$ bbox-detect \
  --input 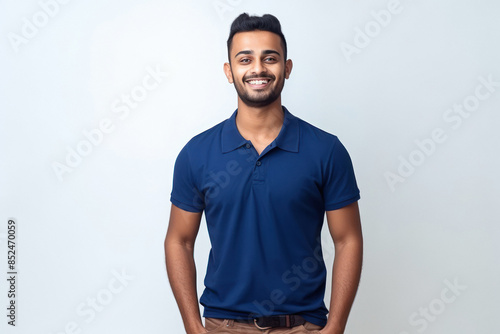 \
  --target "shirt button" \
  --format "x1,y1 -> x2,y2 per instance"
256,161 -> 262,166
245,143 -> 251,149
